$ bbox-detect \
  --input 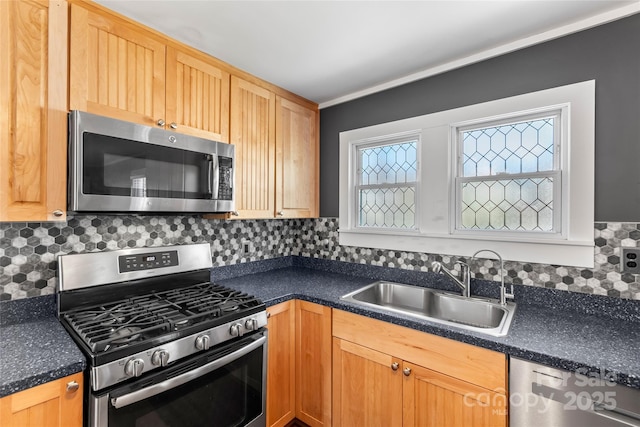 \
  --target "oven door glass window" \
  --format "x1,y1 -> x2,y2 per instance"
82,133 -> 214,200
107,340 -> 264,427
